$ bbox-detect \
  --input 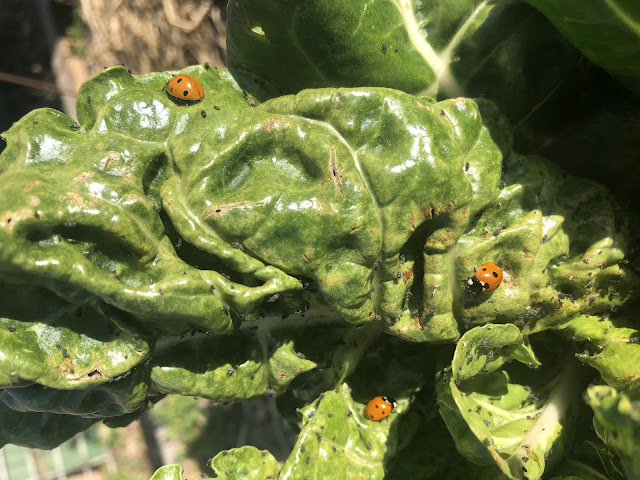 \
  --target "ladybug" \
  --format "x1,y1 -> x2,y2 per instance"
166,74 -> 204,102
365,396 -> 397,421
467,262 -> 503,294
